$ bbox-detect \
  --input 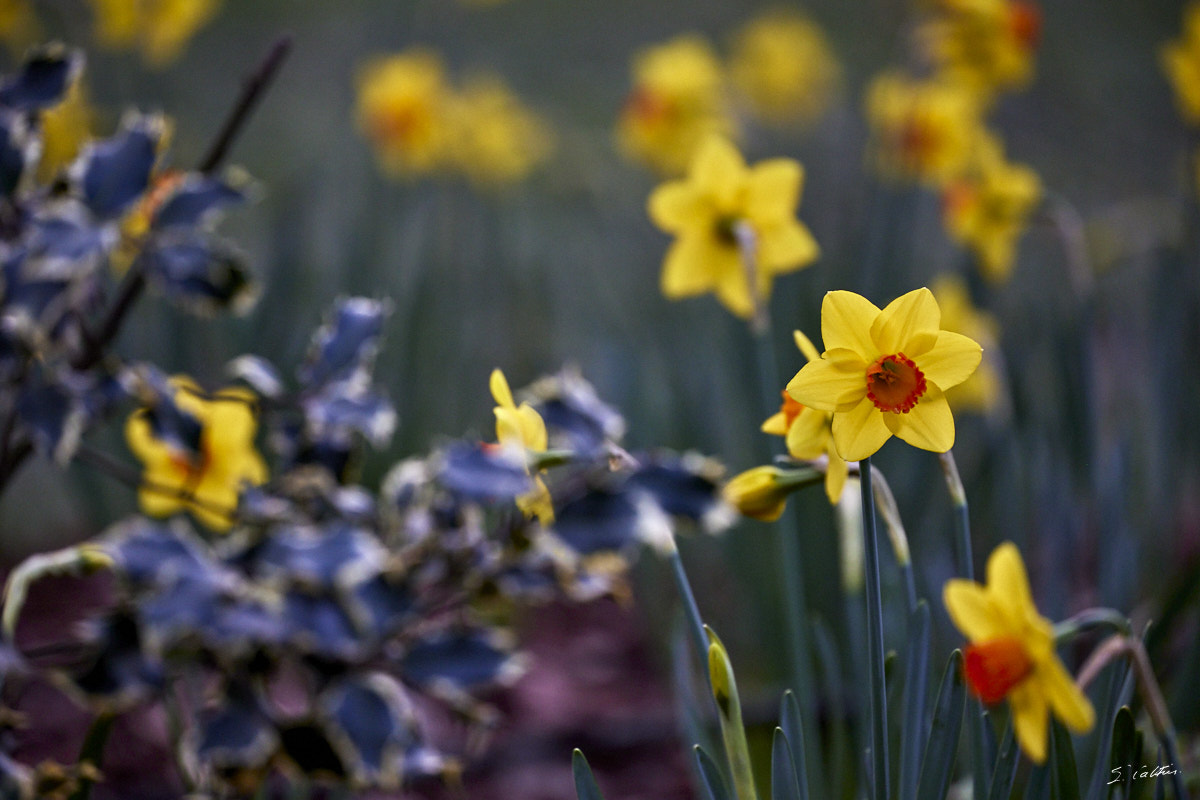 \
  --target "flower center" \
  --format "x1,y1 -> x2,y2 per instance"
1008,2 -> 1042,51
963,636 -> 1034,704
866,353 -> 927,413
779,390 -> 805,428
